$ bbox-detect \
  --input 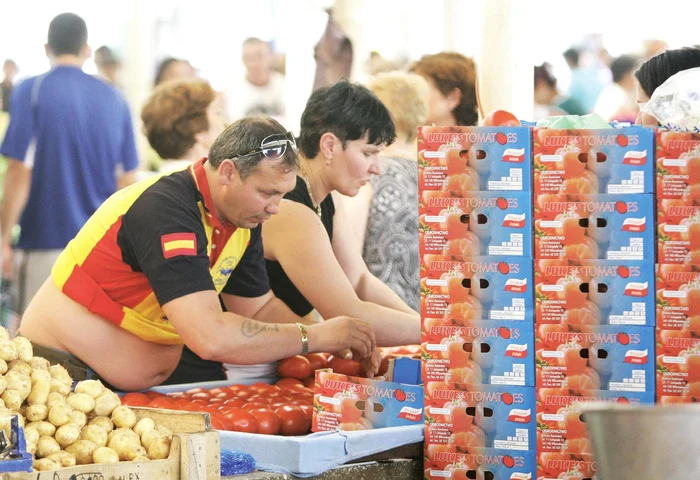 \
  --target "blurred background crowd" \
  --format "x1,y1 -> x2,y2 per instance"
1,0 -> 699,327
